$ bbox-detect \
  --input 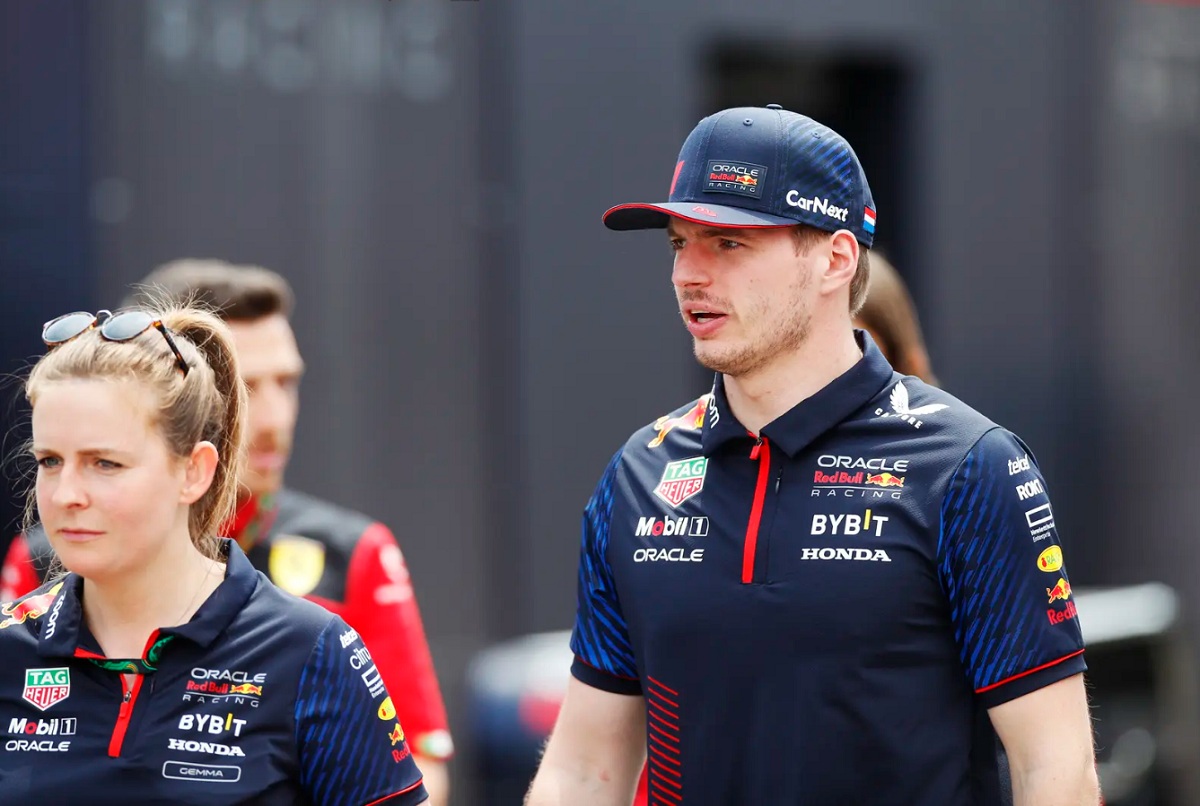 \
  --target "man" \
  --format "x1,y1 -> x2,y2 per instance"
526,105 -> 1099,805
1,261 -> 453,804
